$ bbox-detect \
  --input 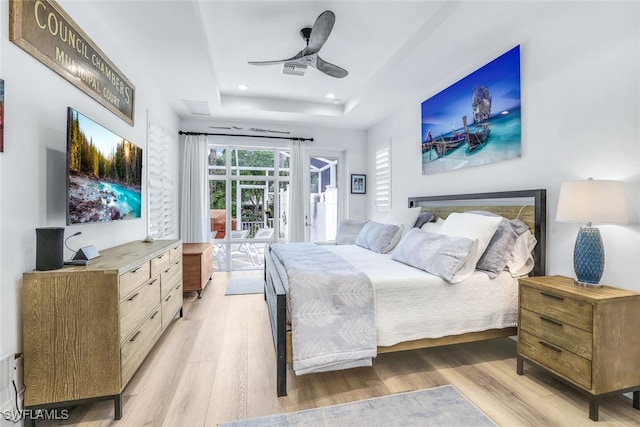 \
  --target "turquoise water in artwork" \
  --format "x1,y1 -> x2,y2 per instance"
103,182 -> 142,217
422,106 -> 521,175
